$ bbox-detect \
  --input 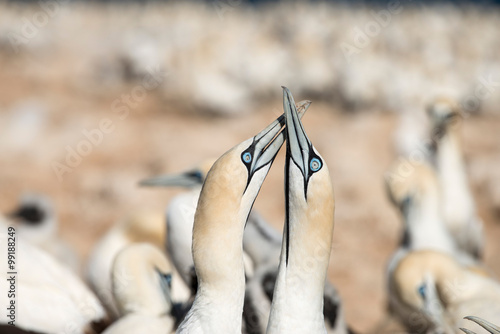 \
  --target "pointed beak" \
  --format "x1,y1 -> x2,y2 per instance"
464,316 -> 500,334
283,86 -> 312,180
247,98 -> 311,176
139,170 -> 204,188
